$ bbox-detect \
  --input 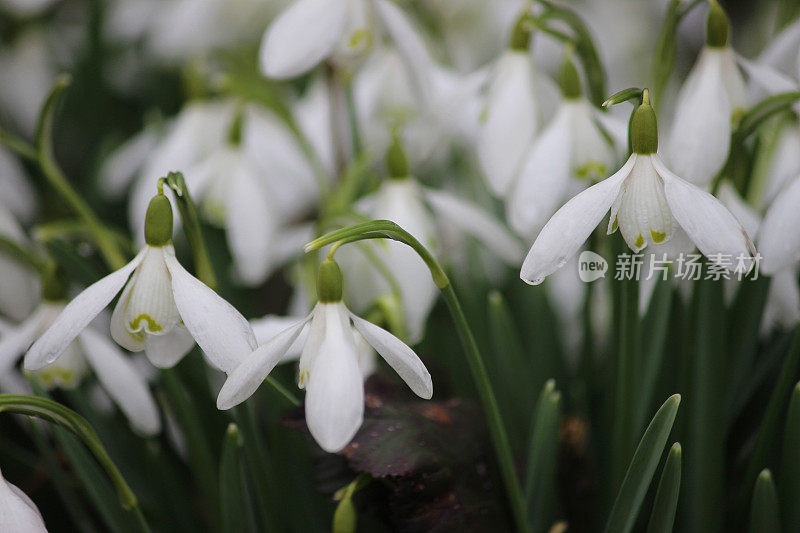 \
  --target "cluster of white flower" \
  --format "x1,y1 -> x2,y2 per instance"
2,0 -> 800,529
